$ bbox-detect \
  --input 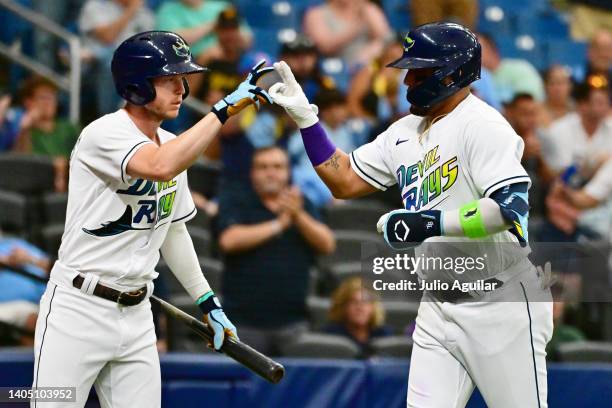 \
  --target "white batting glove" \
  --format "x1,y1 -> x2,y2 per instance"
268,61 -> 319,129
